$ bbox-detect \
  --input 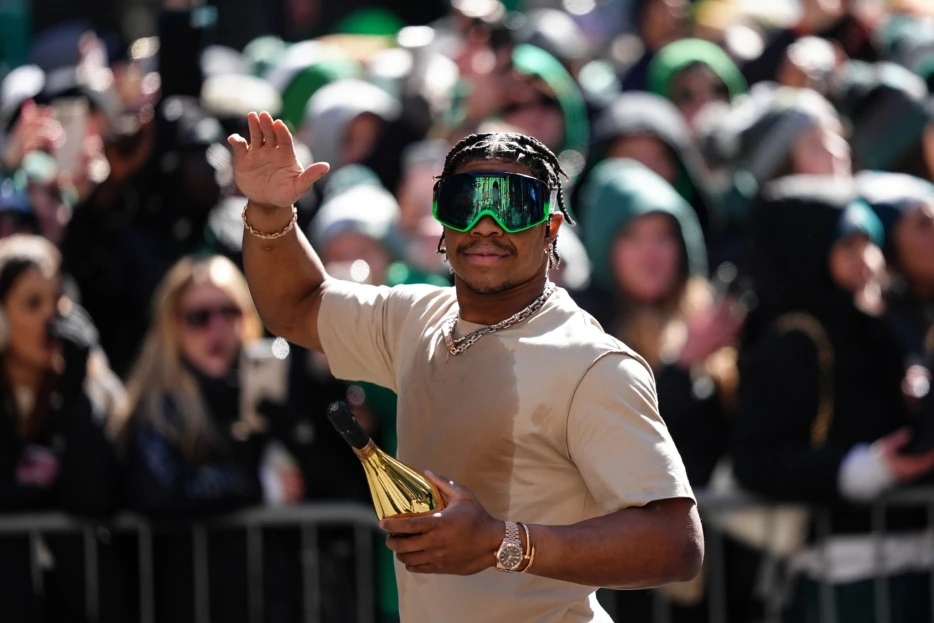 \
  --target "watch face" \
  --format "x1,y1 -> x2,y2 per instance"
497,543 -> 523,570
